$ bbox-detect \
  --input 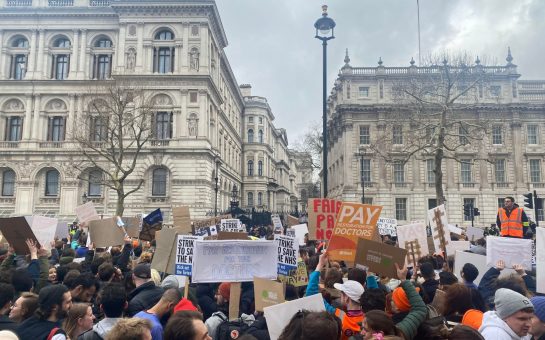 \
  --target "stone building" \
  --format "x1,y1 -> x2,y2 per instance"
326,50 -> 545,226
0,0 -> 308,220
